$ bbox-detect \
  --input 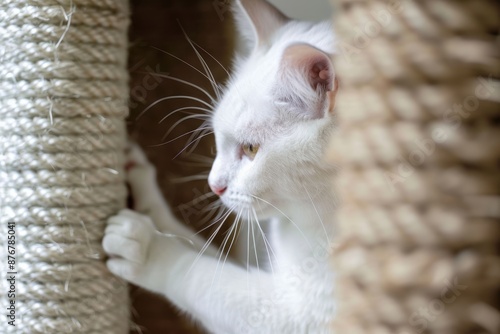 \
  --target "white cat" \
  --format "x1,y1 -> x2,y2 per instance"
103,1 -> 338,333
